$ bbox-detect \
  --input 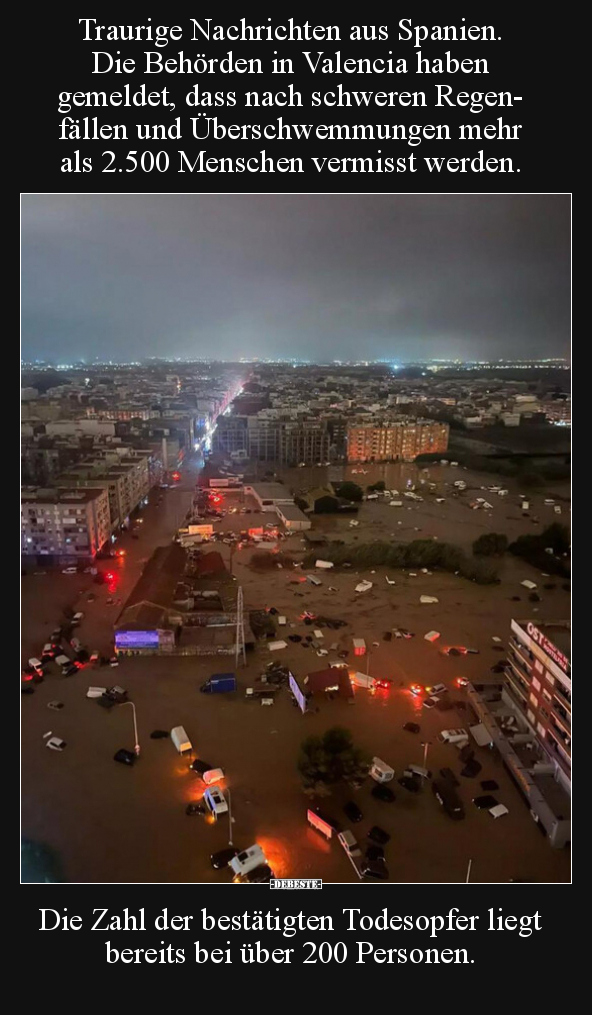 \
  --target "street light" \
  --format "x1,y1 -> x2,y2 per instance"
119,700 -> 140,756
421,740 -> 431,769
227,787 -> 233,846
465,858 -> 473,883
